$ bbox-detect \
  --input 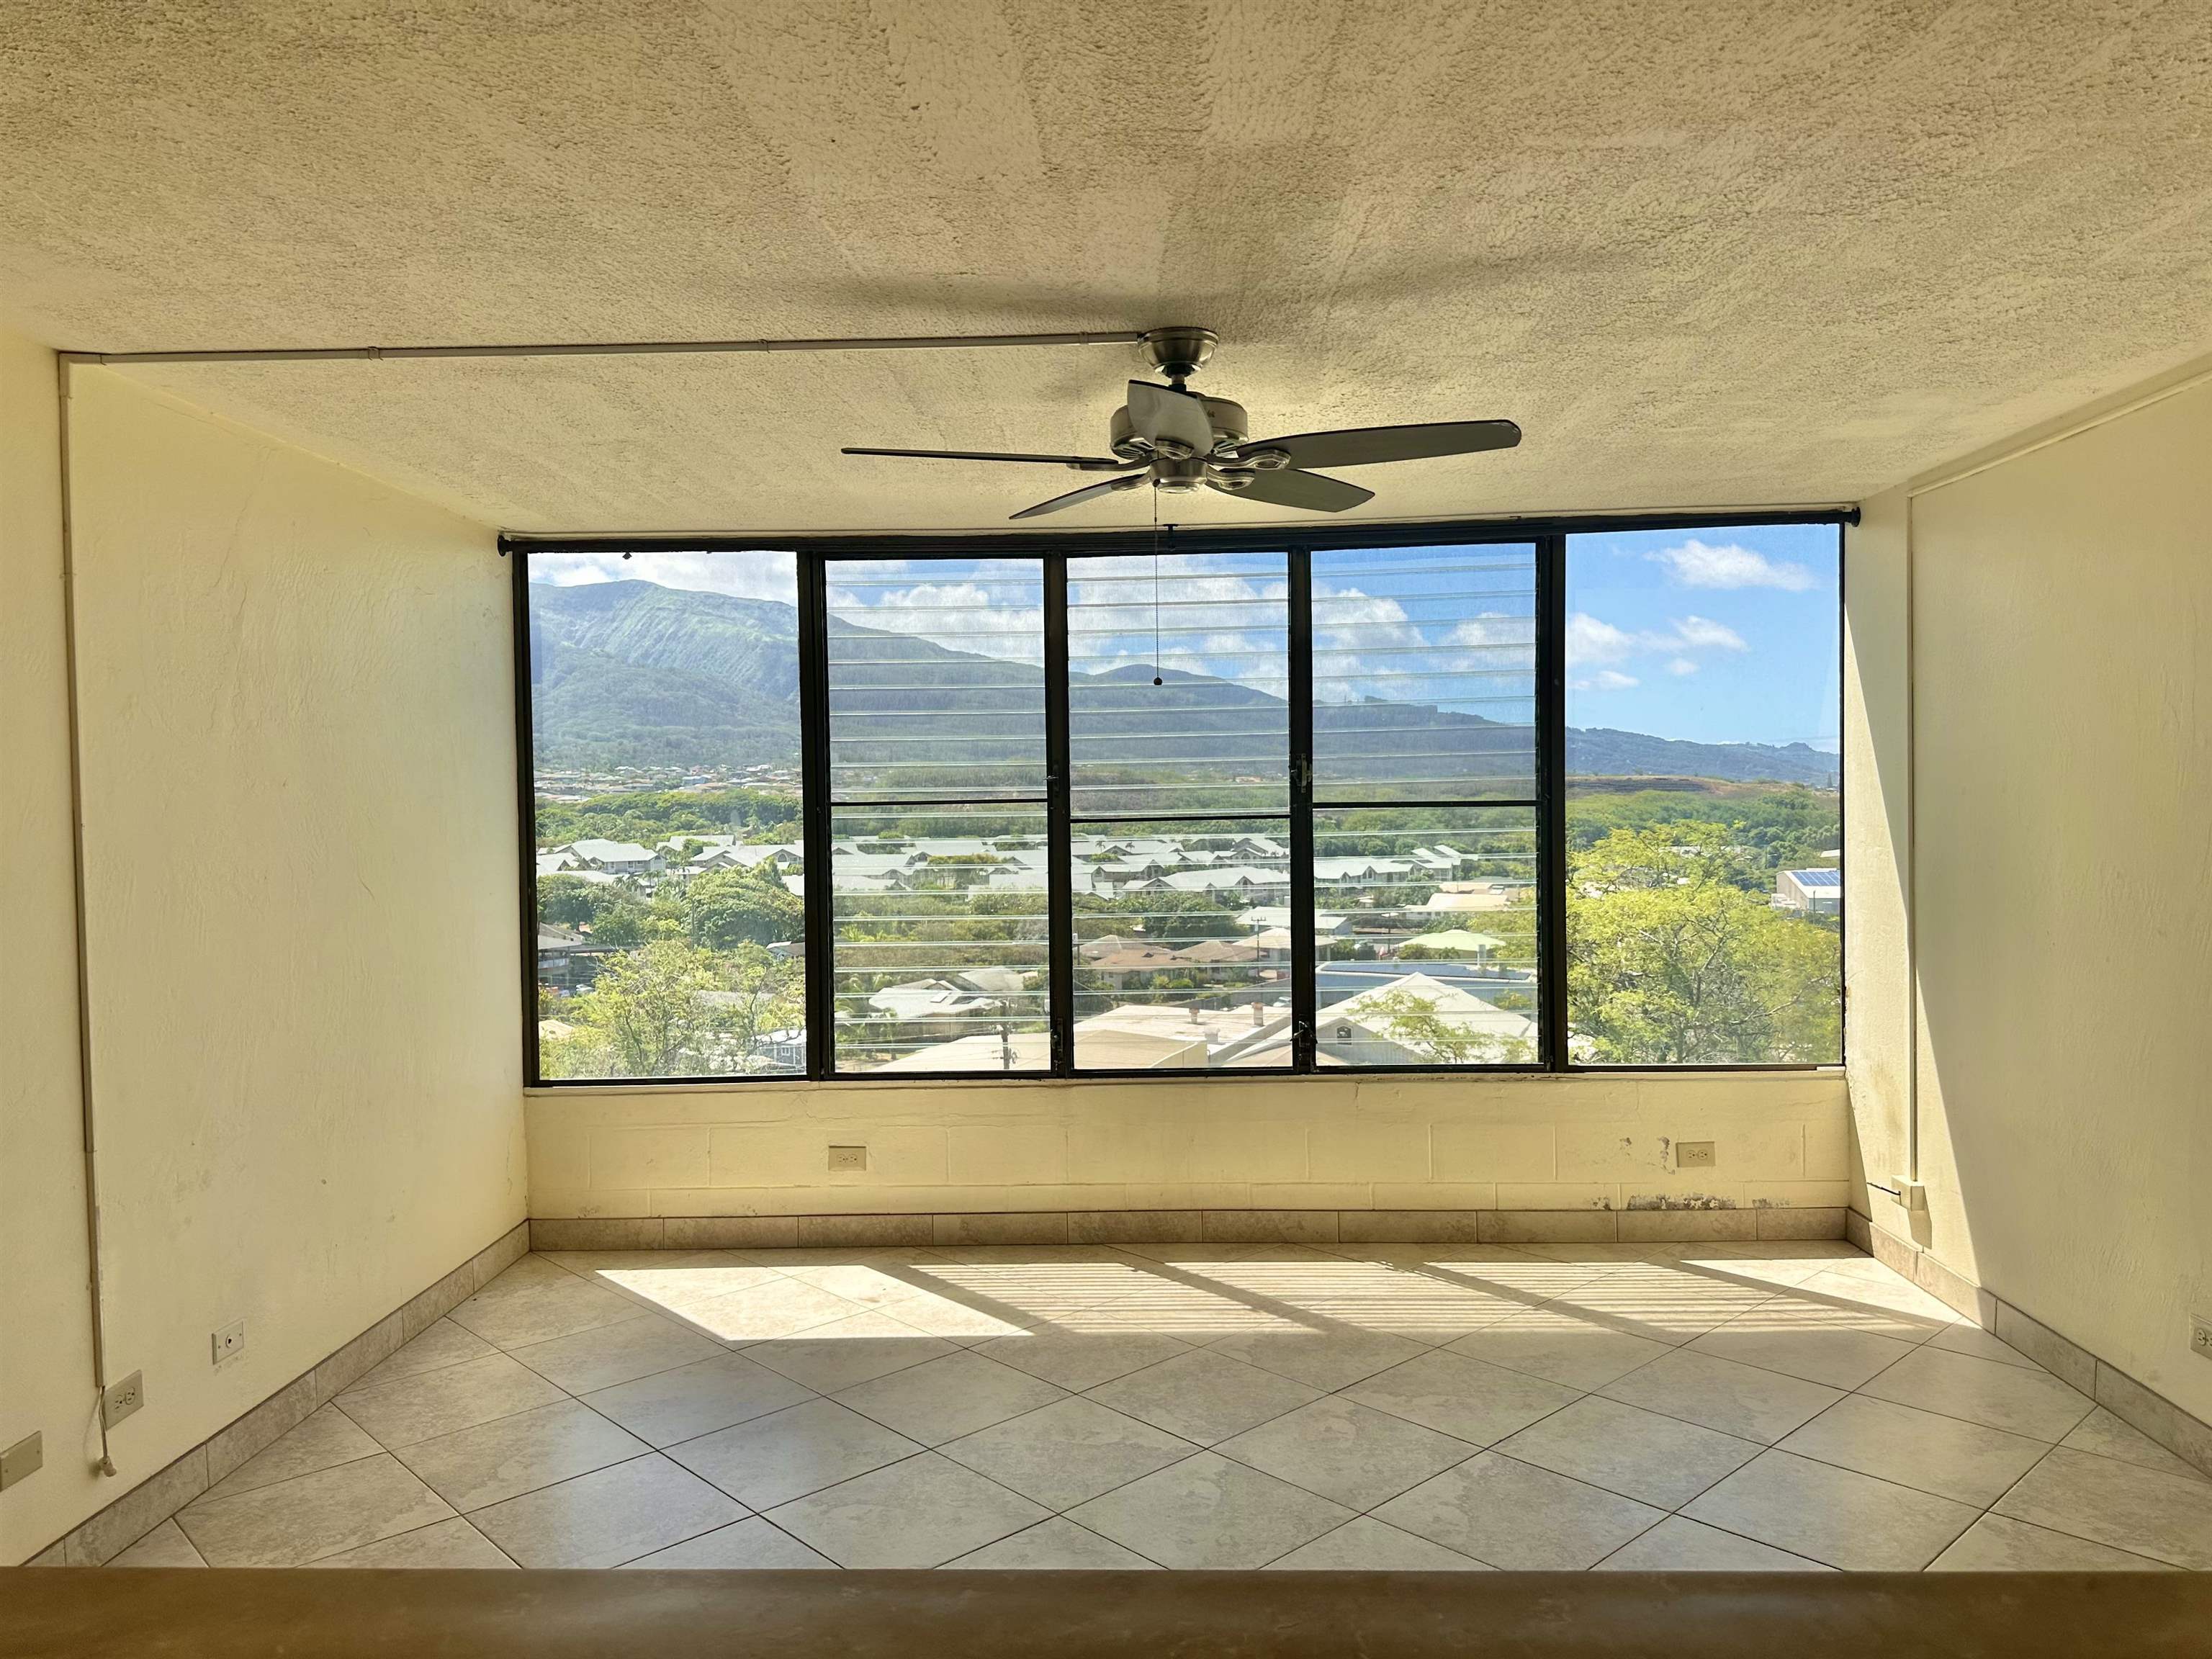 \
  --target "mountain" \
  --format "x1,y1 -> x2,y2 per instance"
528,580 -> 1839,788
